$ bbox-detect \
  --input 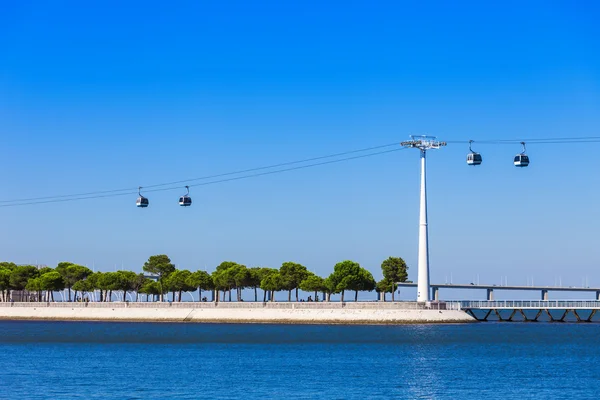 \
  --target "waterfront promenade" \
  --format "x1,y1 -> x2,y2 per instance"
0,301 -> 474,324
